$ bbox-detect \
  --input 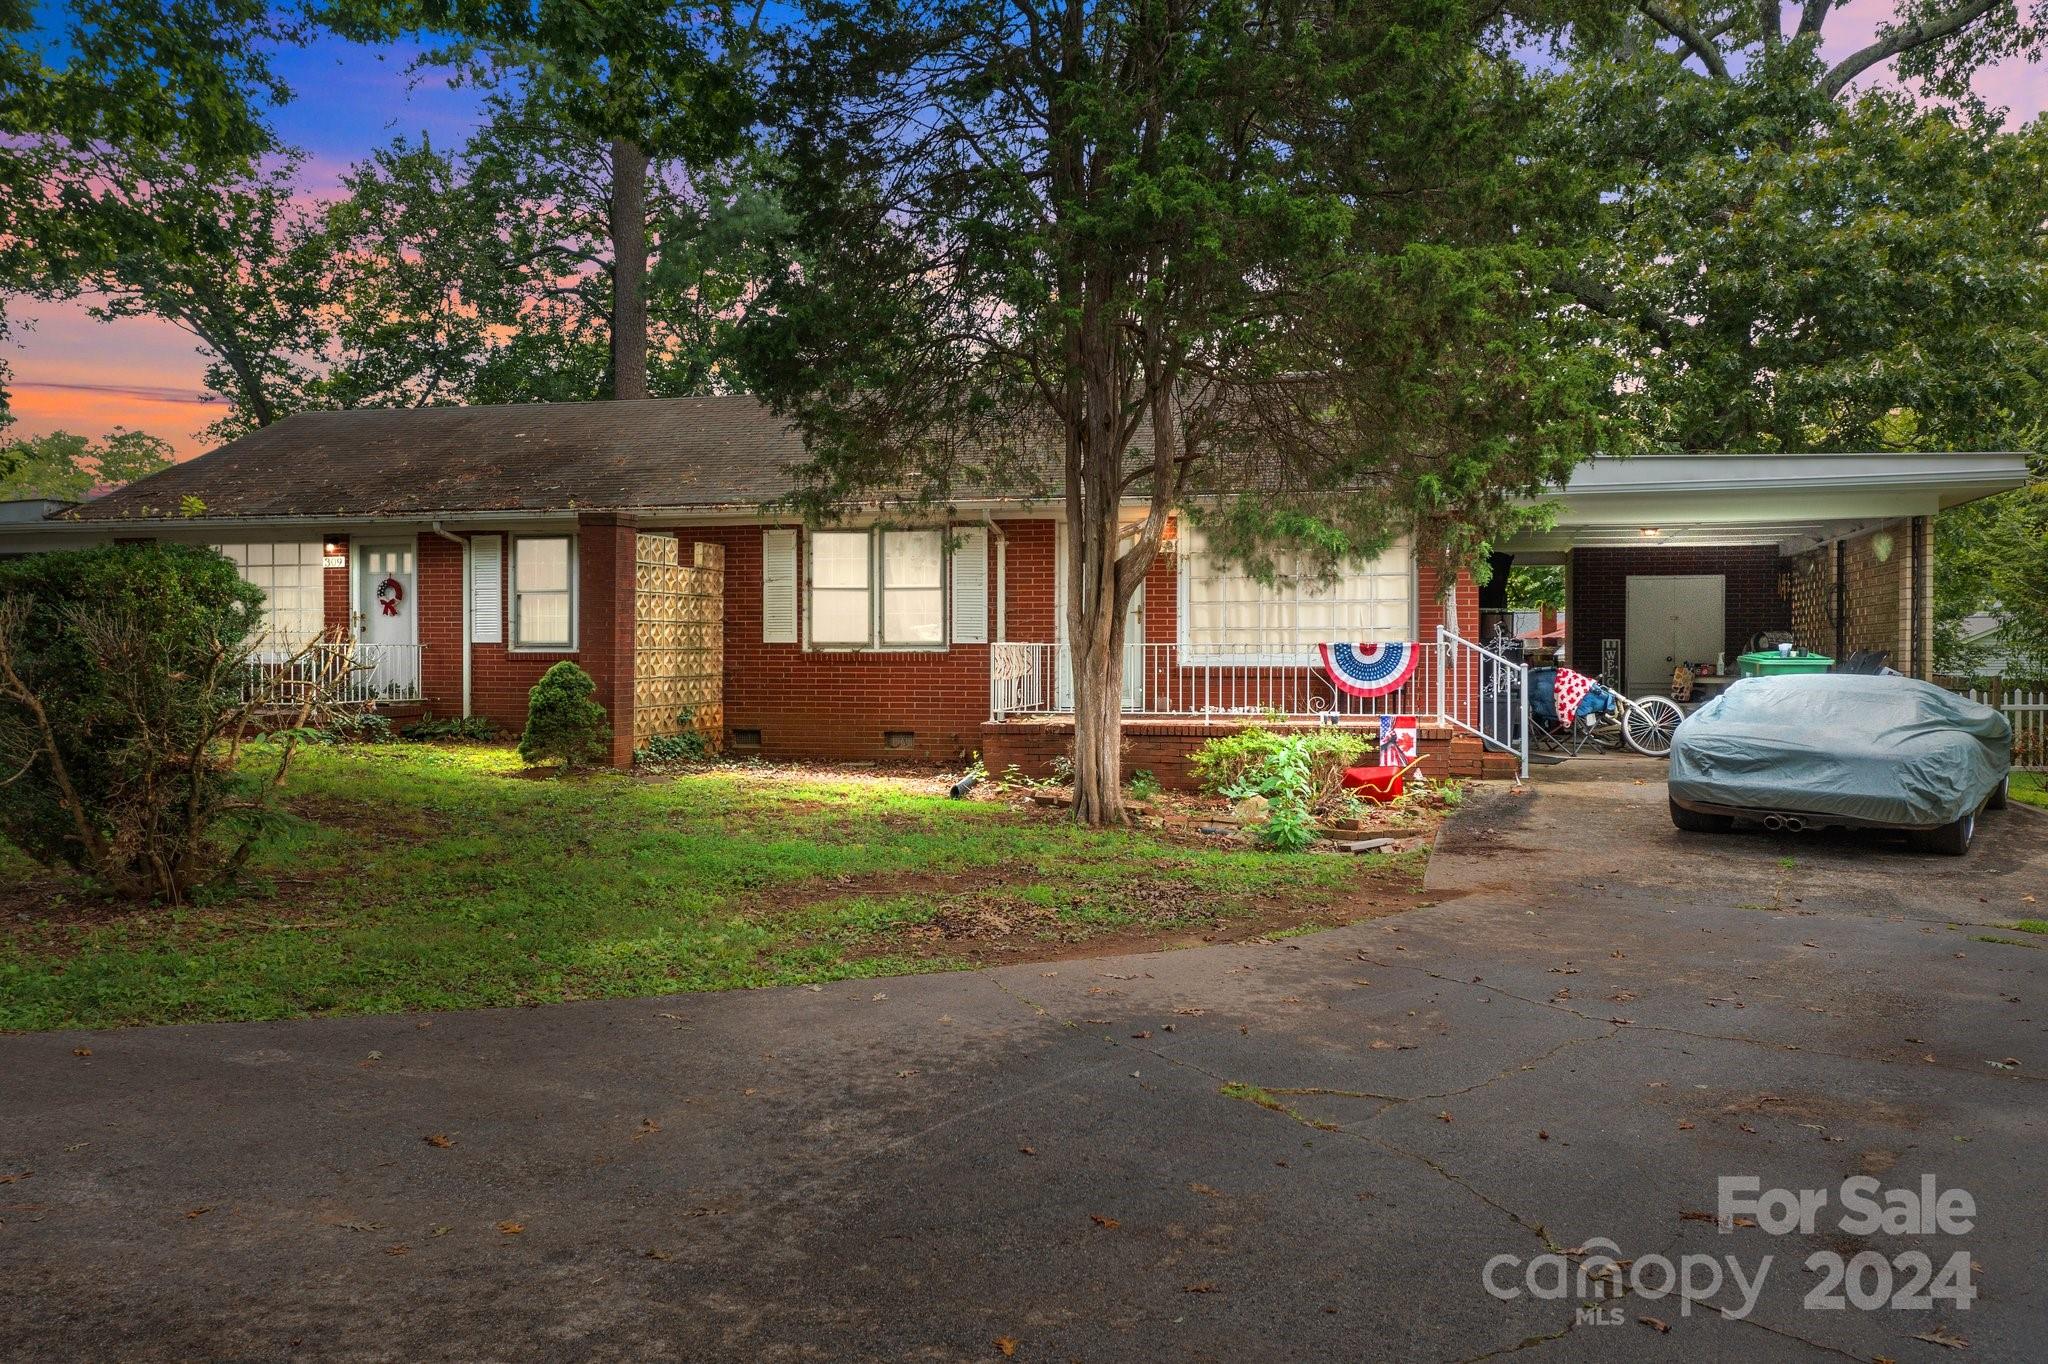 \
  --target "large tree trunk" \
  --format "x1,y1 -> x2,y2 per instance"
1067,568 -> 1130,826
609,136 -> 650,400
